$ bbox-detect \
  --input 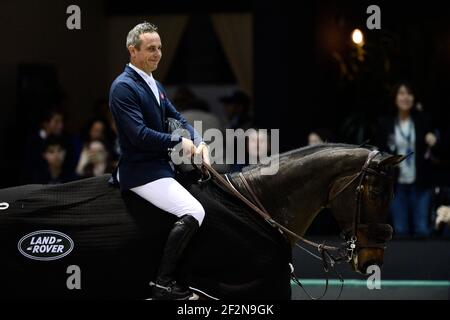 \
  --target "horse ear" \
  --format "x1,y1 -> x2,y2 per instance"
378,154 -> 407,167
